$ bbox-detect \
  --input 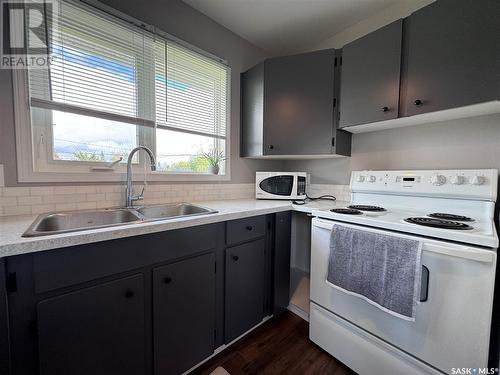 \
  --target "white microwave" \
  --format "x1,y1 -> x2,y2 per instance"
256,172 -> 307,200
